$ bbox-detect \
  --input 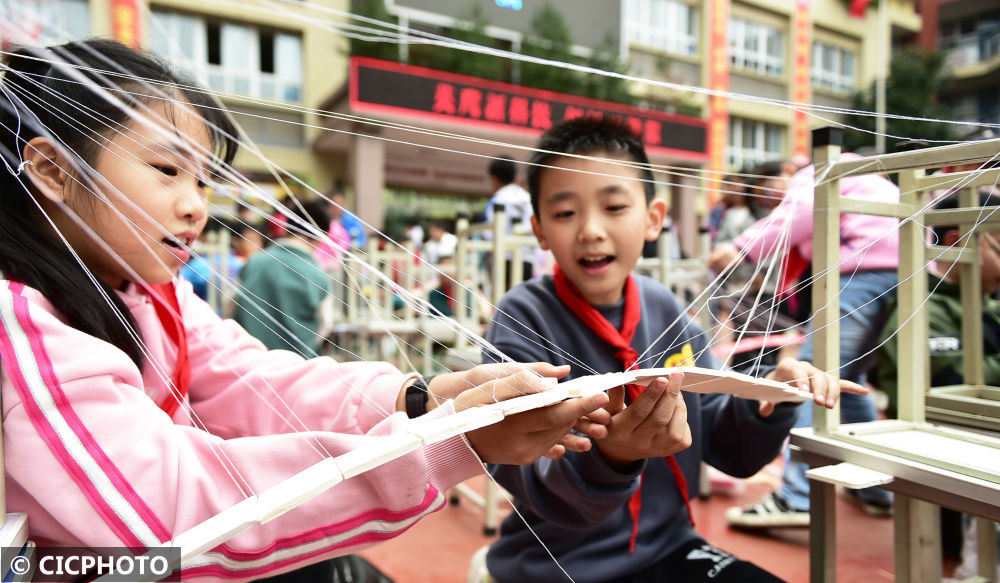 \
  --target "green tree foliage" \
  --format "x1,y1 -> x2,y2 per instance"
348,0 -> 400,62
519,3 -> 634,104
582,35 -> 635,105
518,3 -> 580,92
417,5 -> 508,82
348,1 -> 635,105
843,47 -> 955,153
